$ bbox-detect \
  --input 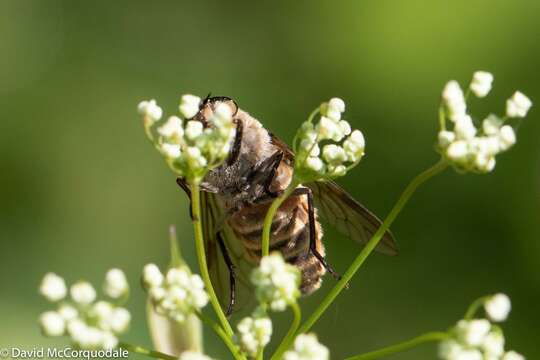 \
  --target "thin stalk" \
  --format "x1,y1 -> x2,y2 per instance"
298,159 -> 449,334
344,332 -> 449,360
191,184 -> 234,337
196,312 -> 246,360
464,296 -> 489,320
271,302 -> 302,360
261,183 -> 298,257
119,342 -> 177,360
